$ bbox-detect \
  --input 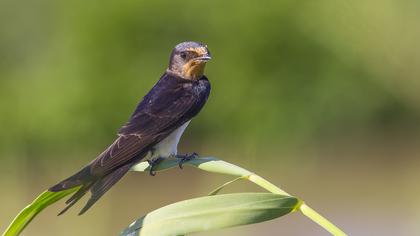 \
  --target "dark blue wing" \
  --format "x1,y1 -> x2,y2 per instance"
89,74 -> 210,176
